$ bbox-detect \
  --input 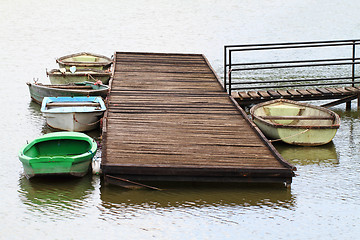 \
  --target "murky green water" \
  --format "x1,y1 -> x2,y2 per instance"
1,0 -> 360,239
